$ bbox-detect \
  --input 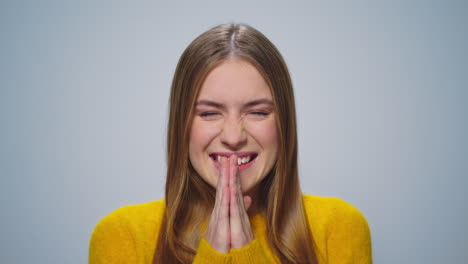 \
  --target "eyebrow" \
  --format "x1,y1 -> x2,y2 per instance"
196,98 -> 274,108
